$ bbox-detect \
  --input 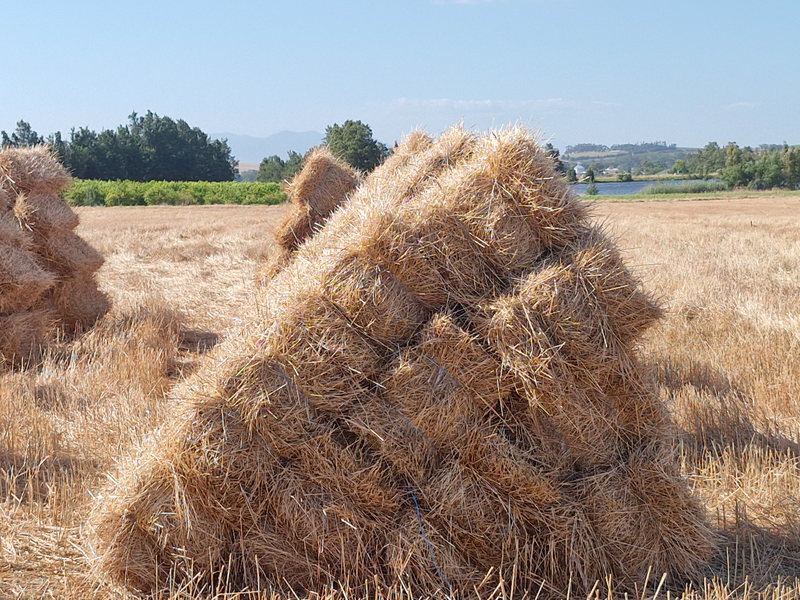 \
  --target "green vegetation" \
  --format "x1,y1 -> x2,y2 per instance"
257,151 -> 304,183
324,120 -> 388,171
544,142 -> 565,173
2,114 -> 236,182
585,182 -> 599,196
638,181 -> 731,195
63,180 -> 285,207
681,142 -> 800,189
1,120 -> 44,147
566,167 -> 577,183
